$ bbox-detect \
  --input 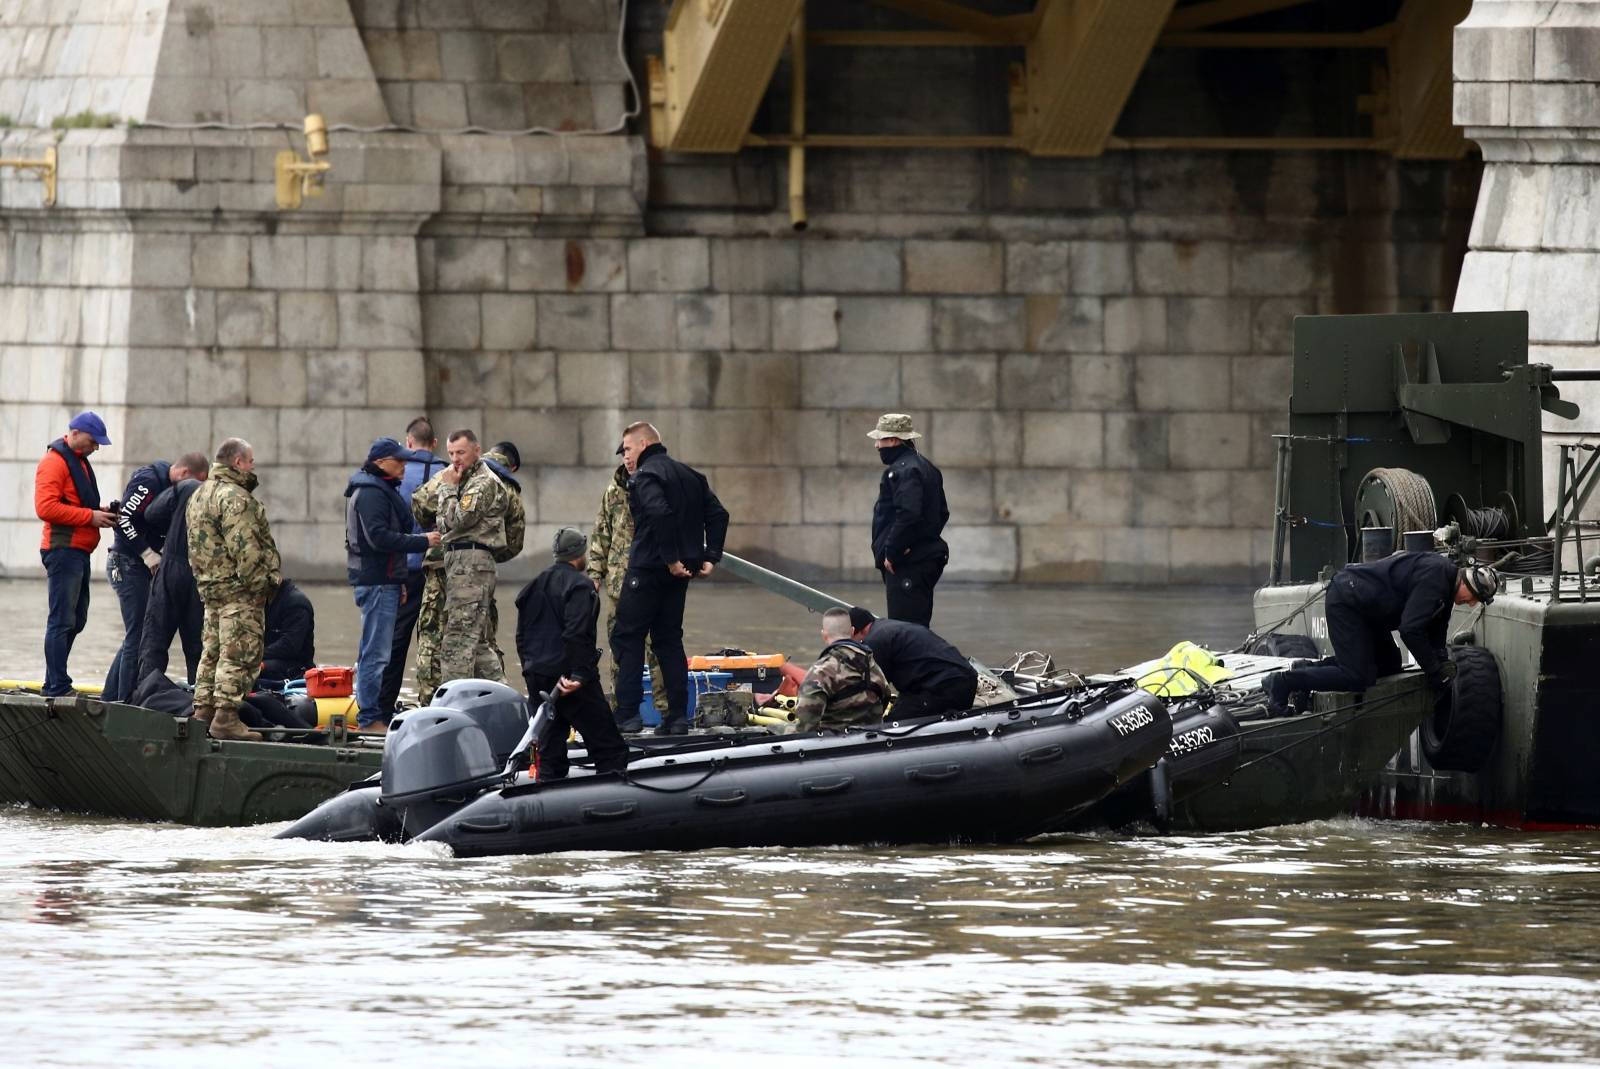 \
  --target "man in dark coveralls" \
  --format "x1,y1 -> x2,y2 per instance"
1262,553 -> 1498,717
848,607 -> 978,718
515,527 -> 628,780
868,413 -> 949,627
610,421 -> 729,737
